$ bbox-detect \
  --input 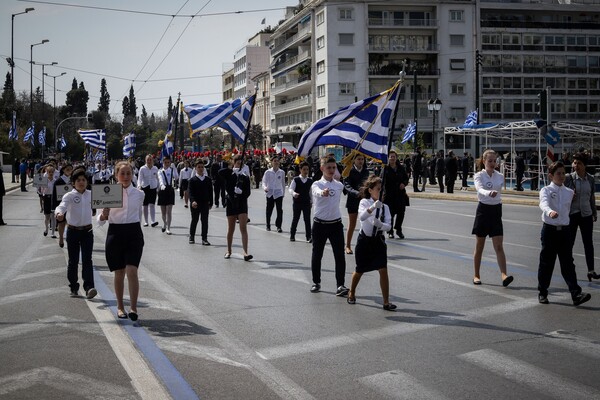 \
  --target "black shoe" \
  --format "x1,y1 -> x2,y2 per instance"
189,239 -> 195,244
70,290 -> 79,297
396,231 -> 404,239
128,311 -> 138,321
573,292 -> 591,306
290,236 -> 295,242
244,254 -> 253,261
336,285 -> 349,297
277,228 -> 283,233
151,222 -> 159,227
307,237 -> 312,243
202,240 -> 211,246
388,232 -> 394,239
266,226 -> 271,231
310,283 -> 321,293
86,288 -> 97,299
161,226 -> 166,233
502,276 -> 514,287
587,271 -> 600,282
538,294 -> 549,304
383,303 -> 397,311
0,221 -> 6,226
